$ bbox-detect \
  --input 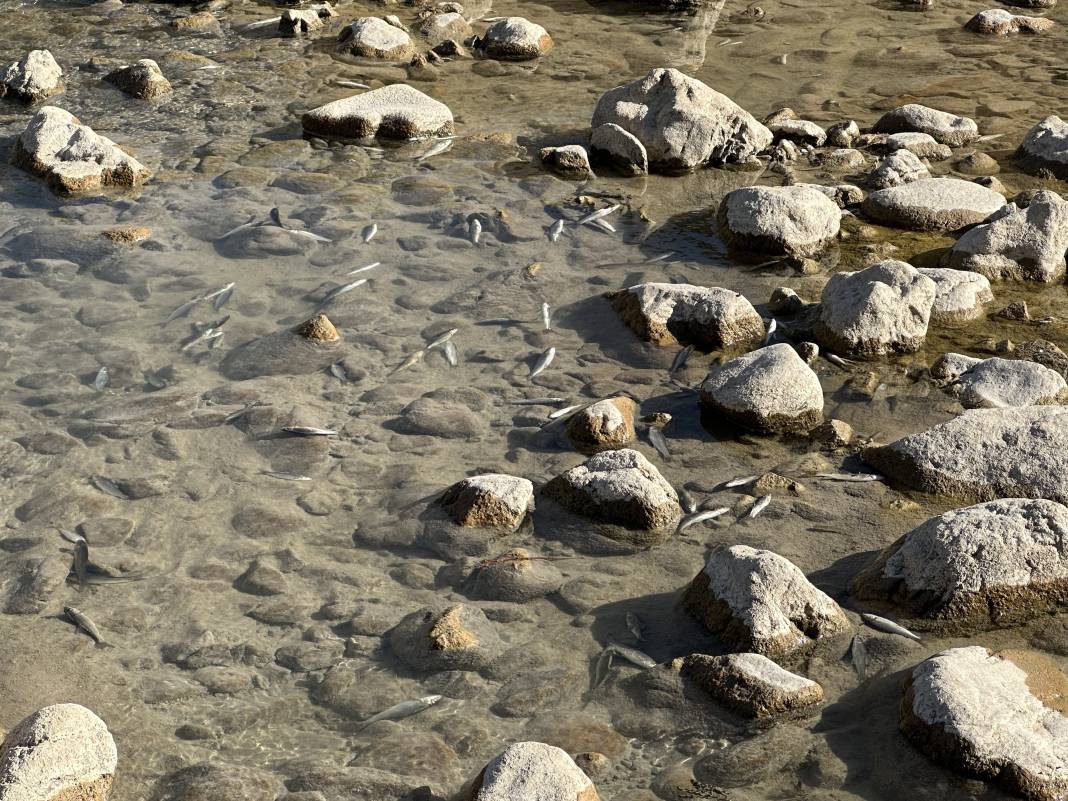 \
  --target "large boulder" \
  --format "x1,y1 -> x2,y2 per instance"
717,185 -> 841,257
902,646 -> 1068,801
0,704 -> 117,801
680,652 -> 824,718
479,17 -> 553,60
12,106 -> 149,195
854,499 -> 1068,631
543,448 -> 681,531
338,17 -> 416,60
930,353 -> 1067,408
863,406 -> 1068,504
388,604 -> 502,672
464,742 -> 600,801
813,261 -> 936,357
684,545 -> 850,661
104,59 -> 171,99
1017,116 -> 1068,180
871,103 -> 979,147
916,268 -> 993,322
943,190 -> 1068,283
439,474 -> 534,530
699,344 -> 824,434
861,178 -> 1006,231
591,68 -> 772,173
609,282 -> 764,350
0,49 -> 63,102
302,84 -> 453,140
